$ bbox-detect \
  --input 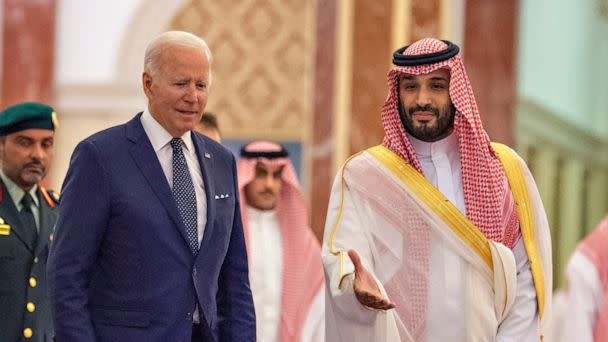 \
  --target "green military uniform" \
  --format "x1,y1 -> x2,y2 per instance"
0,102 -> 58,342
